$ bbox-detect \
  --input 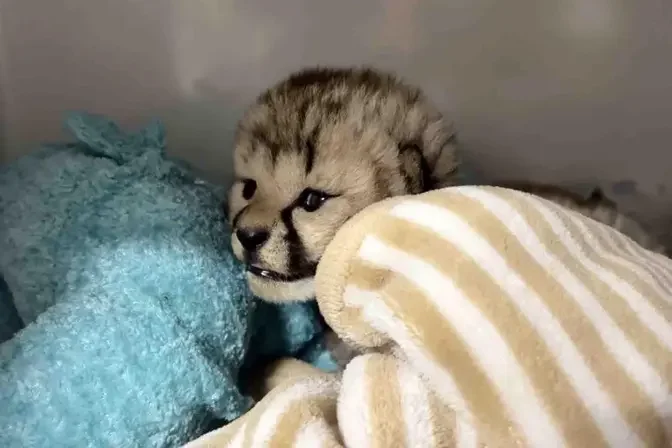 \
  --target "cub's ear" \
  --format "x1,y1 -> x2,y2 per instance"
585,186 -> 619,208
398,142 -> 433,194
587,187 -> 605,202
